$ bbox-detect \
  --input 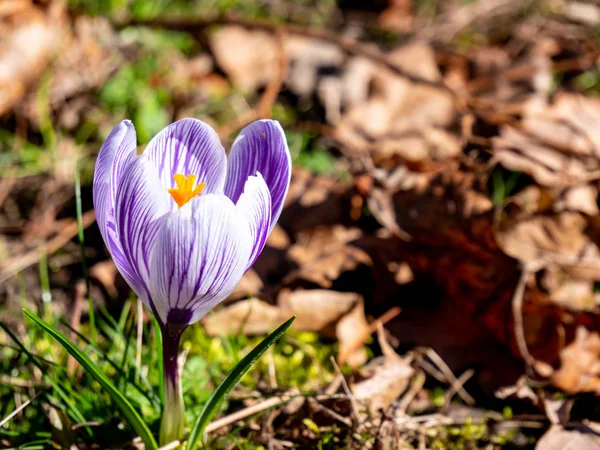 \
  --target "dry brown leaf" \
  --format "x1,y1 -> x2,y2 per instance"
336,299 -> 369,368
535,426 -> 600,450
0,2 -> 64,116
89,260 -> 118,298
334,42 -> 455,160
492,126 -> 599,188
287,225 -> 362,267
210,26 -> 277,92
351,330 -> 413,414
496,211 -> 600,277
540,266 -> 597,311
524,93 -> 600,158
374,127 -> 462,163
202,298 -> 283,336
278,289 -> 361,333
287,243 -> 372,289
552,326 -> 600,394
